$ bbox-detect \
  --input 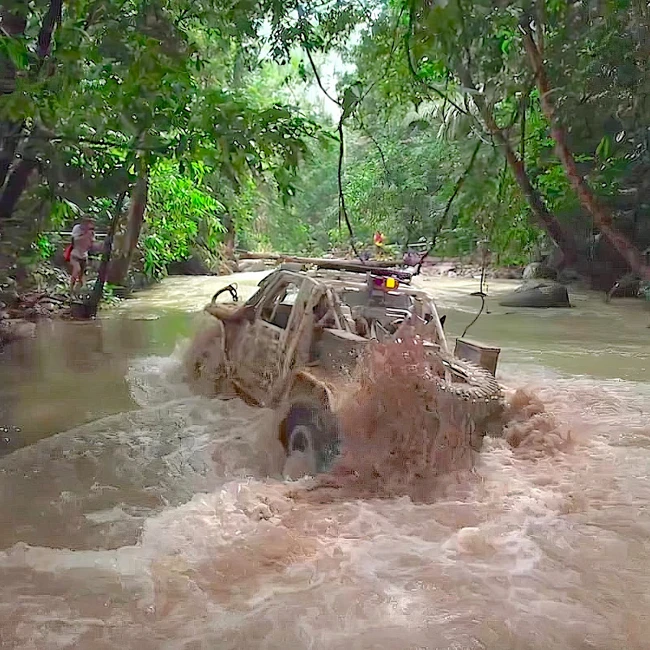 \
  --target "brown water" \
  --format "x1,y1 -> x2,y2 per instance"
1,272 -> 649,649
